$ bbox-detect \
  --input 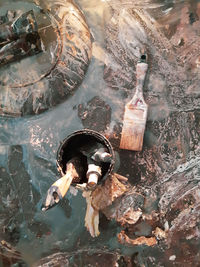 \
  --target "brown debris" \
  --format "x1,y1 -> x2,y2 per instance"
118,231 -> 157,246
91,173 -> 129,211
142,211 -> 160,227
152,227 -> 167,240
0,240 -> 23,265
118,209 -> 142,225
110,173 -> 129,202
113,173 -> 128,182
